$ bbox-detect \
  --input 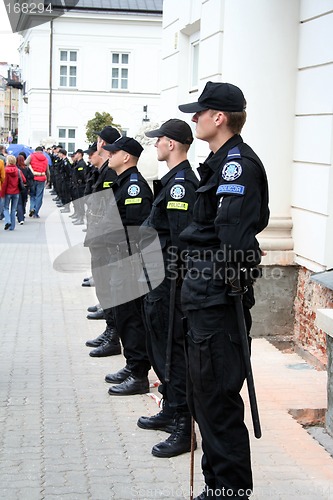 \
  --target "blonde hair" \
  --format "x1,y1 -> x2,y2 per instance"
6,155 -> 17,165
